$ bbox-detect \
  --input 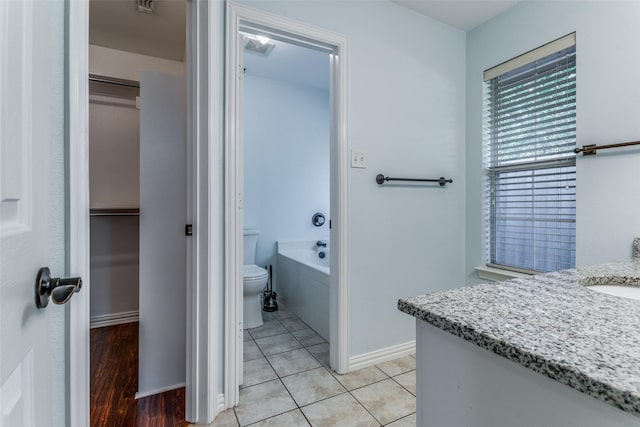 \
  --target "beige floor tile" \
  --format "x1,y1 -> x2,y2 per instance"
255,332 -> 303,356
244,340 -> 263,362
248,320 -> 288,339
246,409 -> 310,426
261,311 -> 277,322
385,413 -> 416,427
306,343 -> 330,366
332,366 -> 388,391
280,317 -> 309,332
351,379 -> 415,425
409,353 -> 416,359
266,348 -> 321,377
281,367 -> 346,406
244,330 -> 252,342
264,306 -> 295,321
301,393 -> 379,427
291,328 -> 325,347
235,379 -> 297,426
192,408 -> 238,426
375,356 -> 416,377
242,357 -> 278,388
393,370 -> 416,396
